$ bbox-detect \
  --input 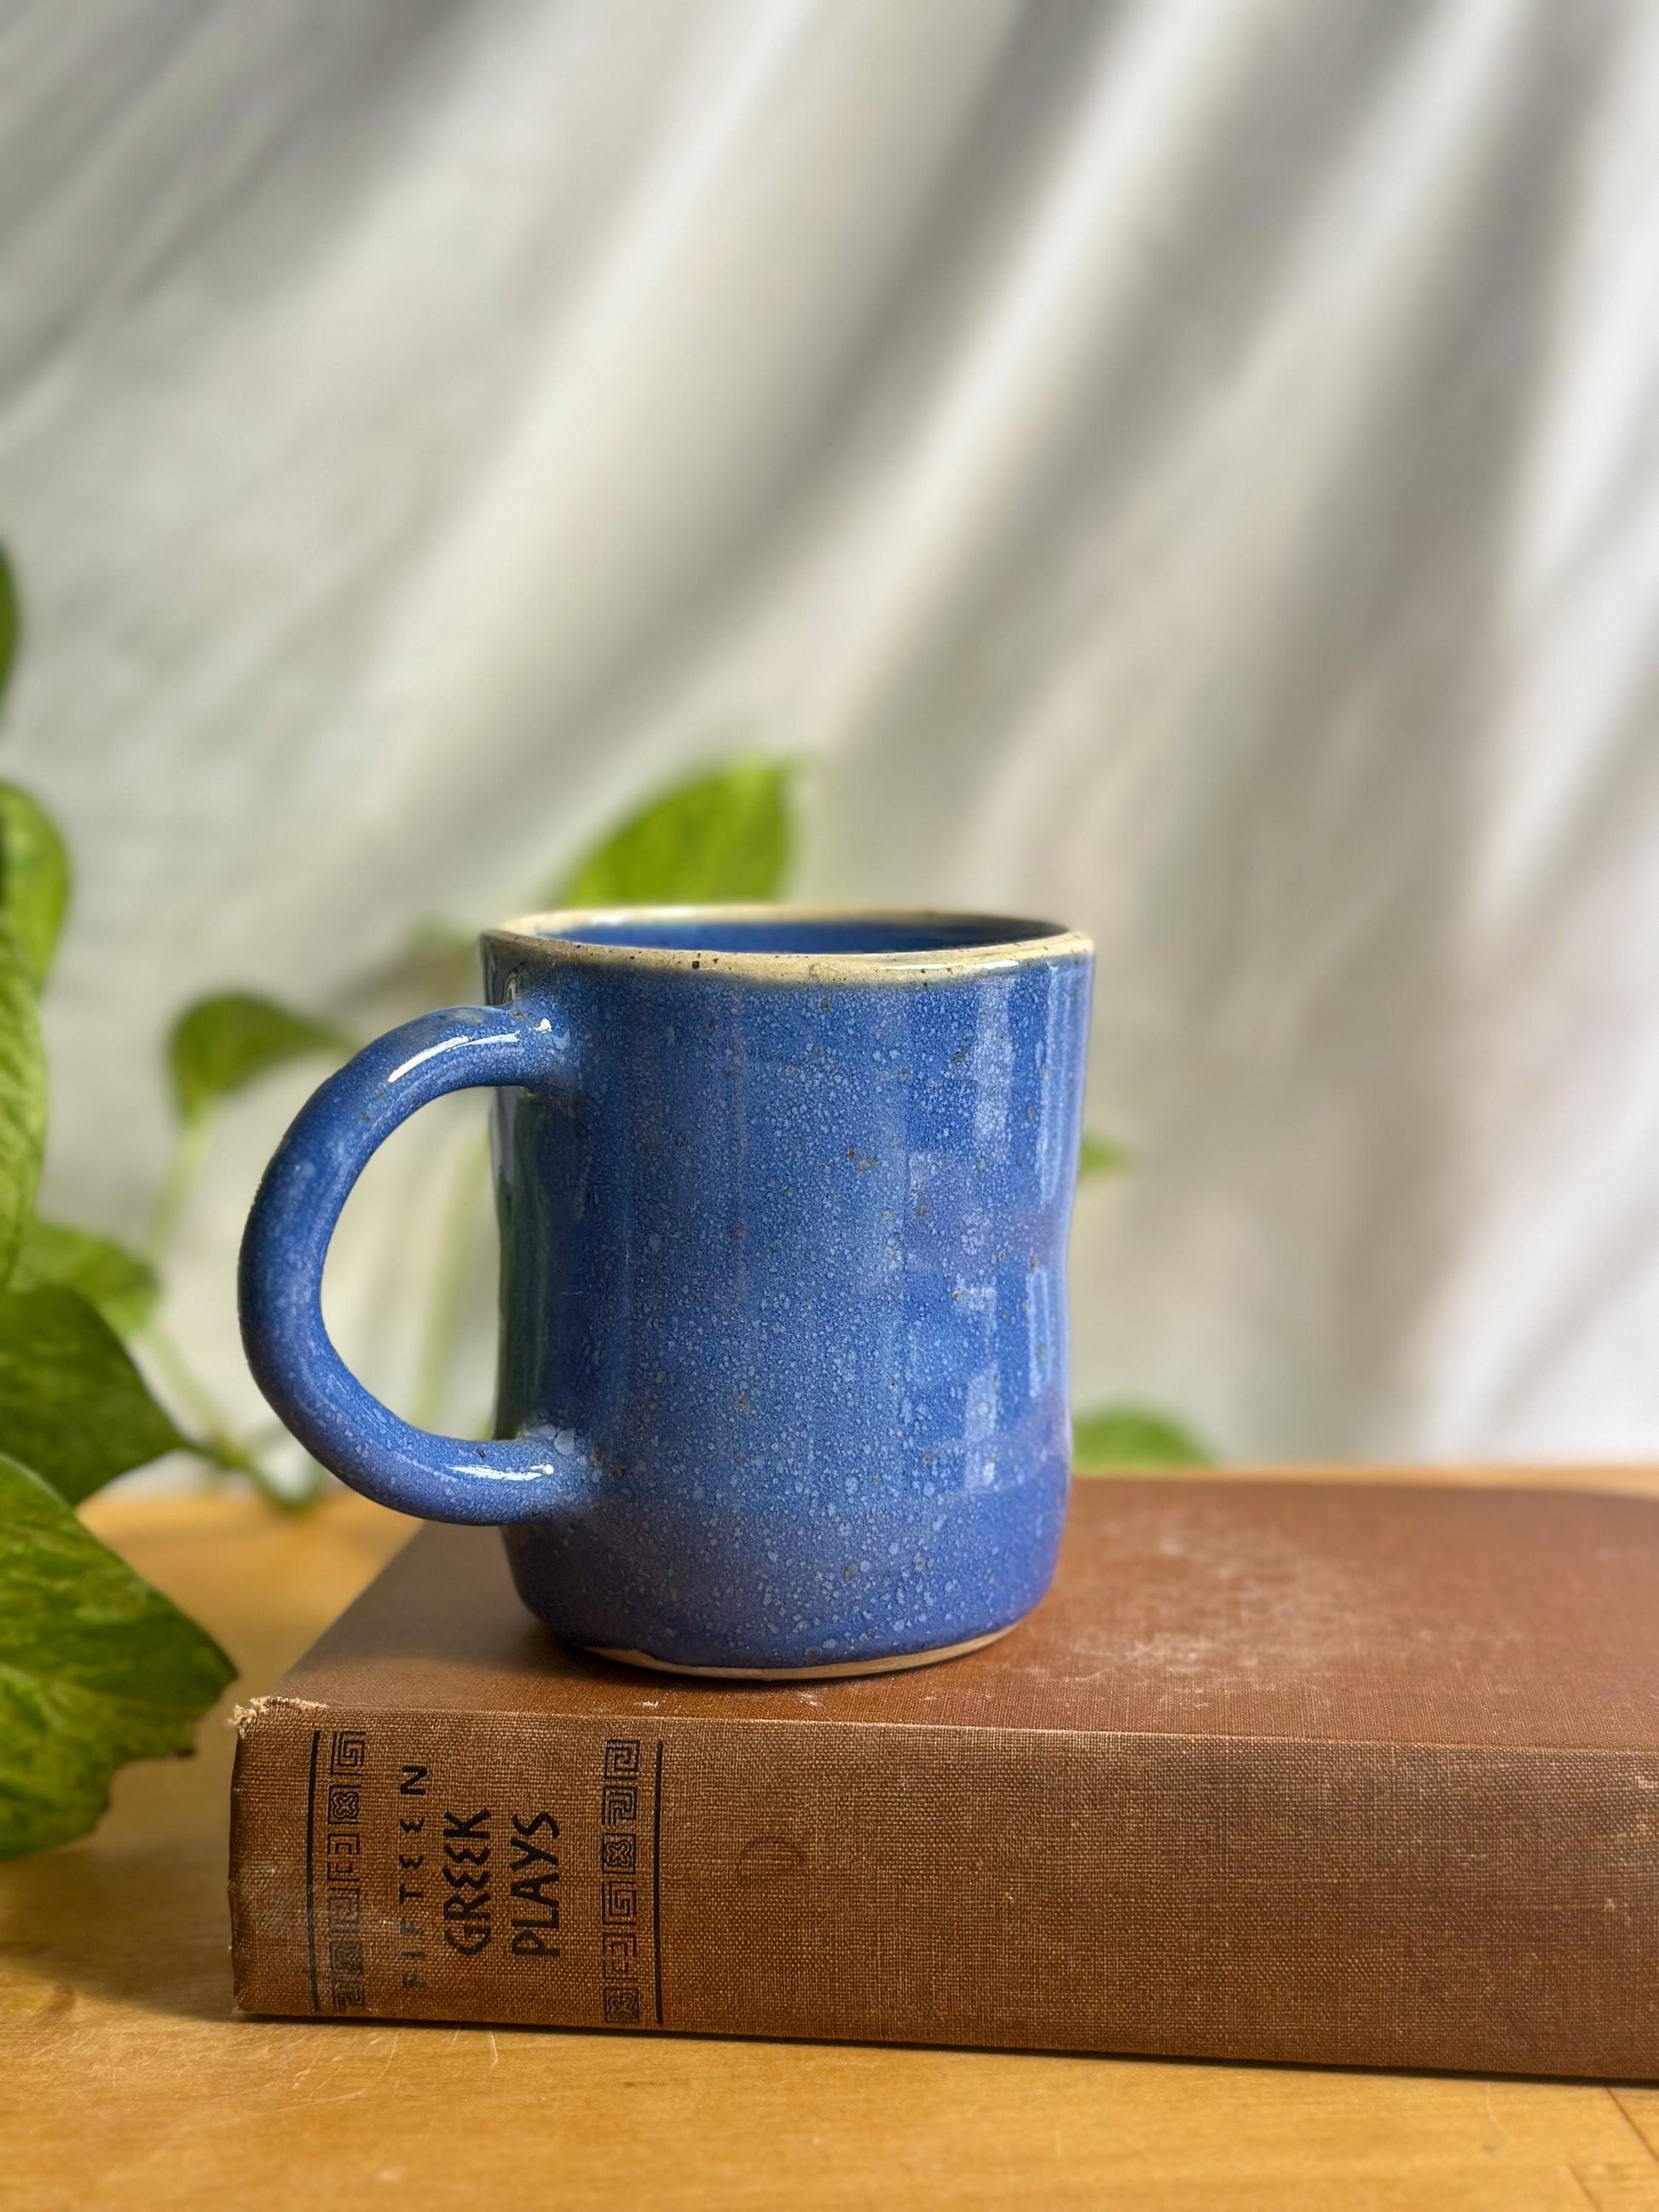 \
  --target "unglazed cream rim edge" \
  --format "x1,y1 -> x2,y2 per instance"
487,904 -> 1093,985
